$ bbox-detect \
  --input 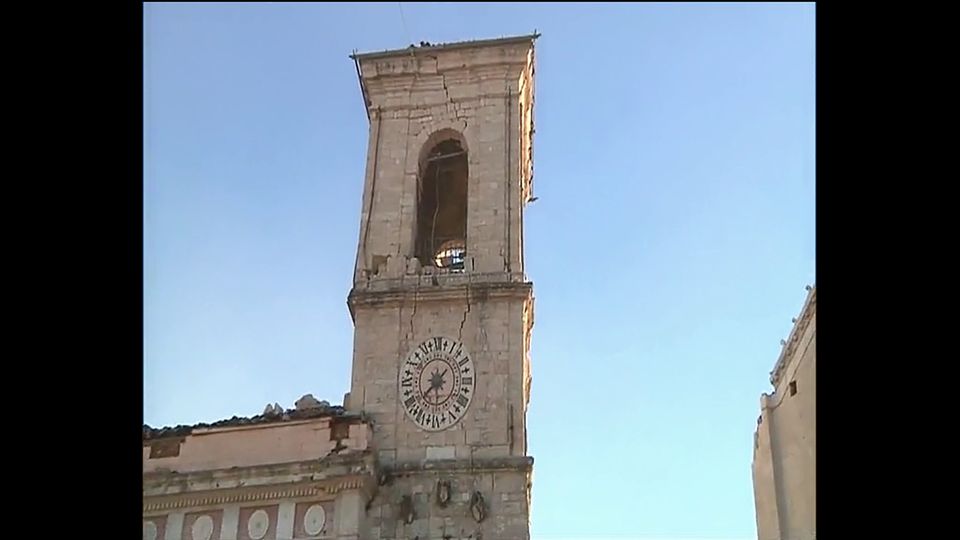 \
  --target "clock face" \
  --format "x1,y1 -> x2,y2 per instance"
399,336 -> 476,431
